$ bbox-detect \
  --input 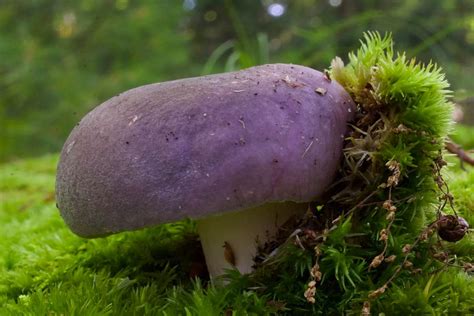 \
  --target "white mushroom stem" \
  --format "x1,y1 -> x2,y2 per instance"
196,202 -> 308,279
